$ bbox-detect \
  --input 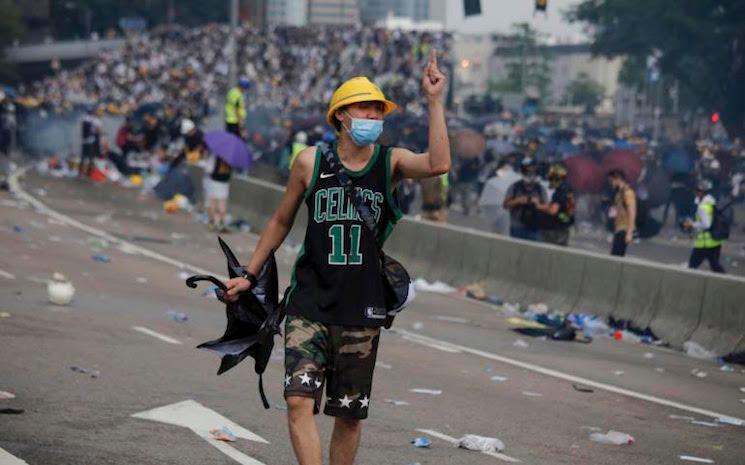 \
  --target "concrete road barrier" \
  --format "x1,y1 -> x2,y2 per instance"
214,171 -> 745,355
